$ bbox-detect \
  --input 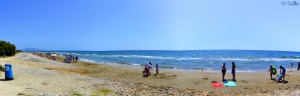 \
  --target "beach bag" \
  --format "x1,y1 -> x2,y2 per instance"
275,74 -> 283,81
